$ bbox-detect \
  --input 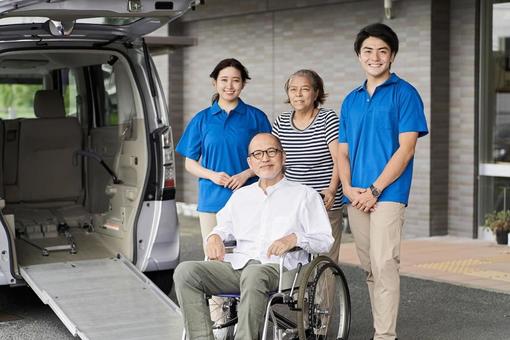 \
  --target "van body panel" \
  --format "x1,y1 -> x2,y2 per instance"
137,200 -> 179,272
